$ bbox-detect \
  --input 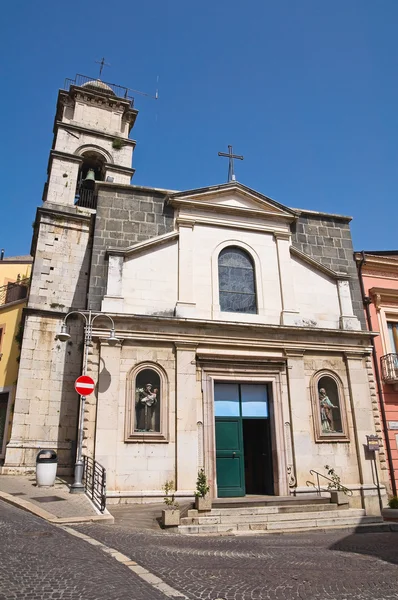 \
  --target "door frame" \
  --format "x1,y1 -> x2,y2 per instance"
201,362 -> 291,498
